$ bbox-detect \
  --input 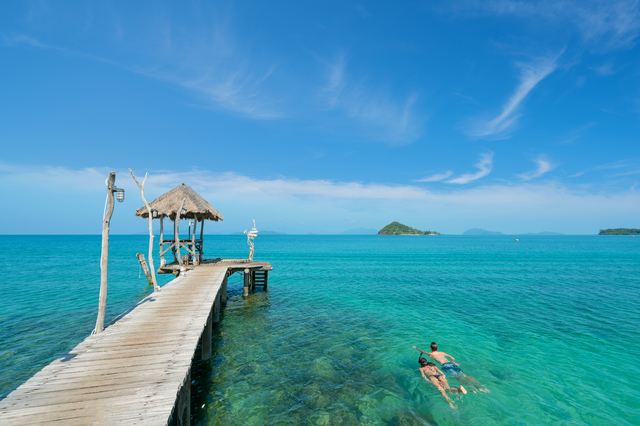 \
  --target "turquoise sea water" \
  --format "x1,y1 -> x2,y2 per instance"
1,235 -> 639,425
